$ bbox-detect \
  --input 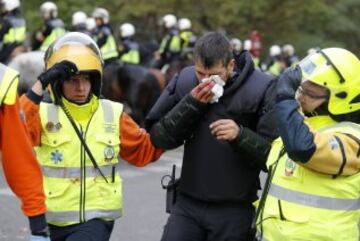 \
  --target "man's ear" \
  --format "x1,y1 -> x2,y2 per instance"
227,59 -> 235,71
